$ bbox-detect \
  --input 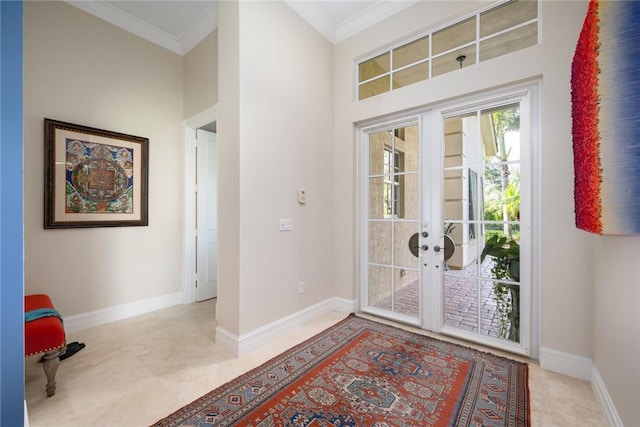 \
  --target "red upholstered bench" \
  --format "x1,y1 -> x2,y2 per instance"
25,294 -> 66,397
